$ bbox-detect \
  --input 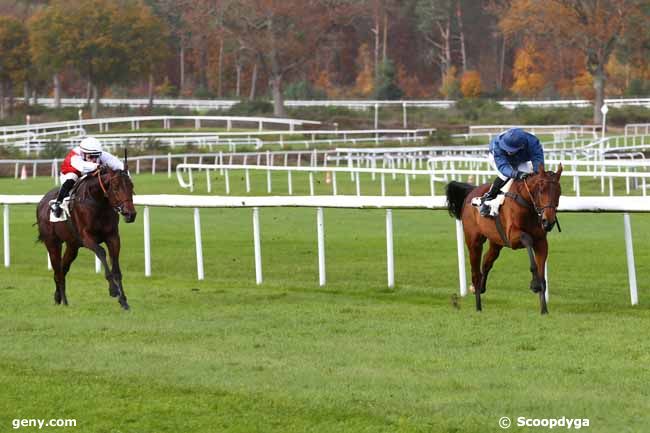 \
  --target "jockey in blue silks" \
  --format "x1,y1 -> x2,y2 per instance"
479,128 -> 545,217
